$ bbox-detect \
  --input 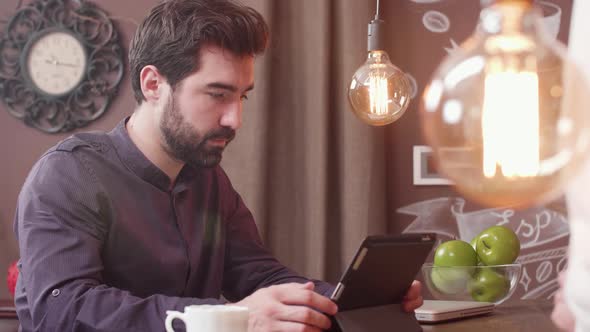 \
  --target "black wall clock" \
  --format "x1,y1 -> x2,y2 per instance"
0,0 -> 124,133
